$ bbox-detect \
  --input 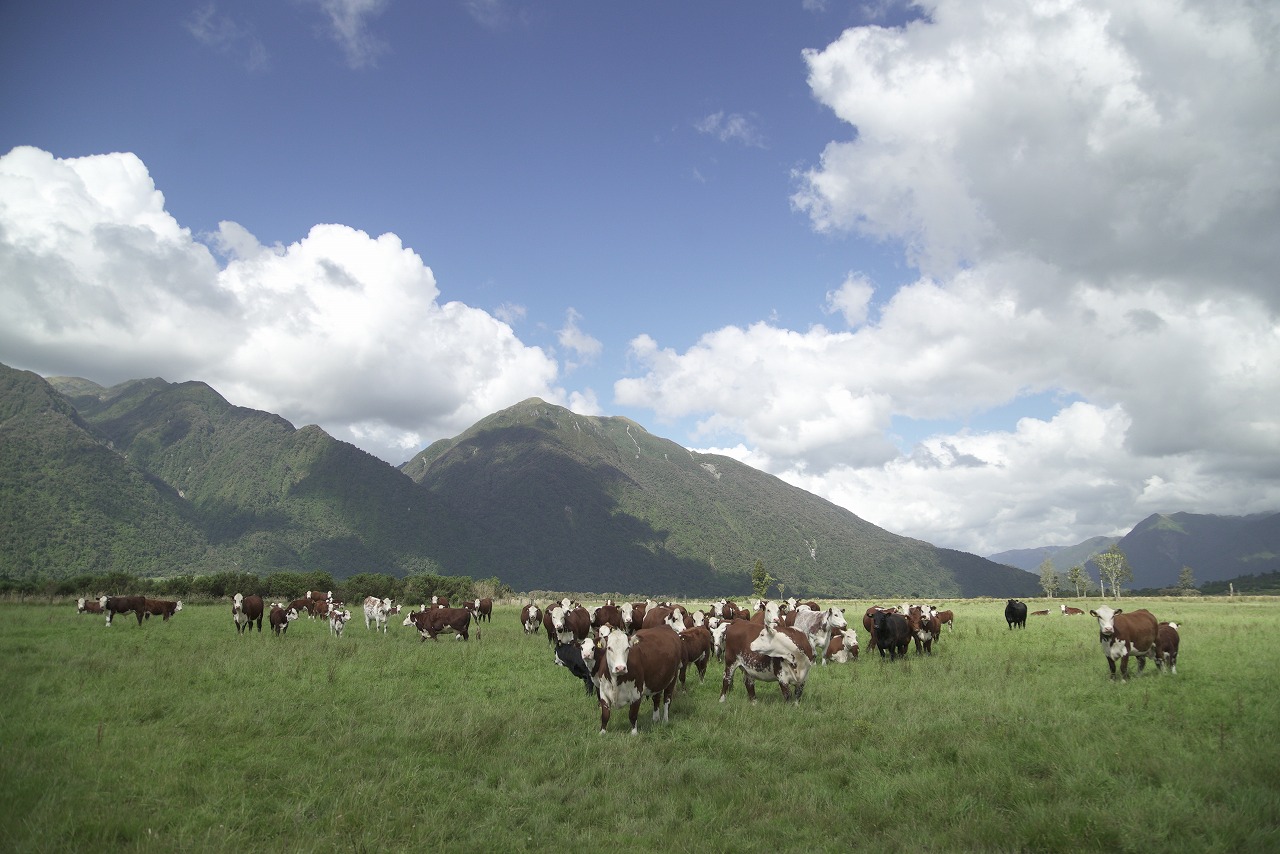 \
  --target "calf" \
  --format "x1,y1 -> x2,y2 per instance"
871,609 -> 910,660
269,604 -> 299,636
233,593 -> 264,634
1089,606 -> 1158,680
553,638 -> 597,695
595,626 -> 685,734
329,606 -> 353,637
935,609 -> 954,632
520,602 -> 542,634
142,598 -> 183,621
1155,621 -> 1180,675
76,597 -> 104,615
1005,599 -> 1028,629
101,595 -> 147,627
824,628 -> 858,663
1030,609 -> 1050,617
719,620 -> 814,704
1061,605 -> 1085,616
405,606 -> 471,641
